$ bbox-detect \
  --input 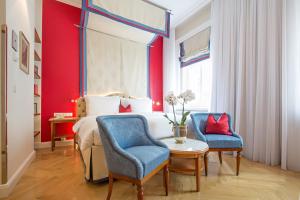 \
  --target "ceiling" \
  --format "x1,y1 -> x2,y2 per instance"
148,0 -> 209,27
